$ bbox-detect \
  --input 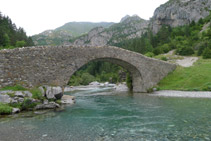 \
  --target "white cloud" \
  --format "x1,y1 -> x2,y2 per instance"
0,0 -> 168,35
